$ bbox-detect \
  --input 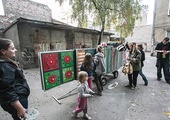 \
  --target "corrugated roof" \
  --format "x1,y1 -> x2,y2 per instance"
3,17 -> 114,35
